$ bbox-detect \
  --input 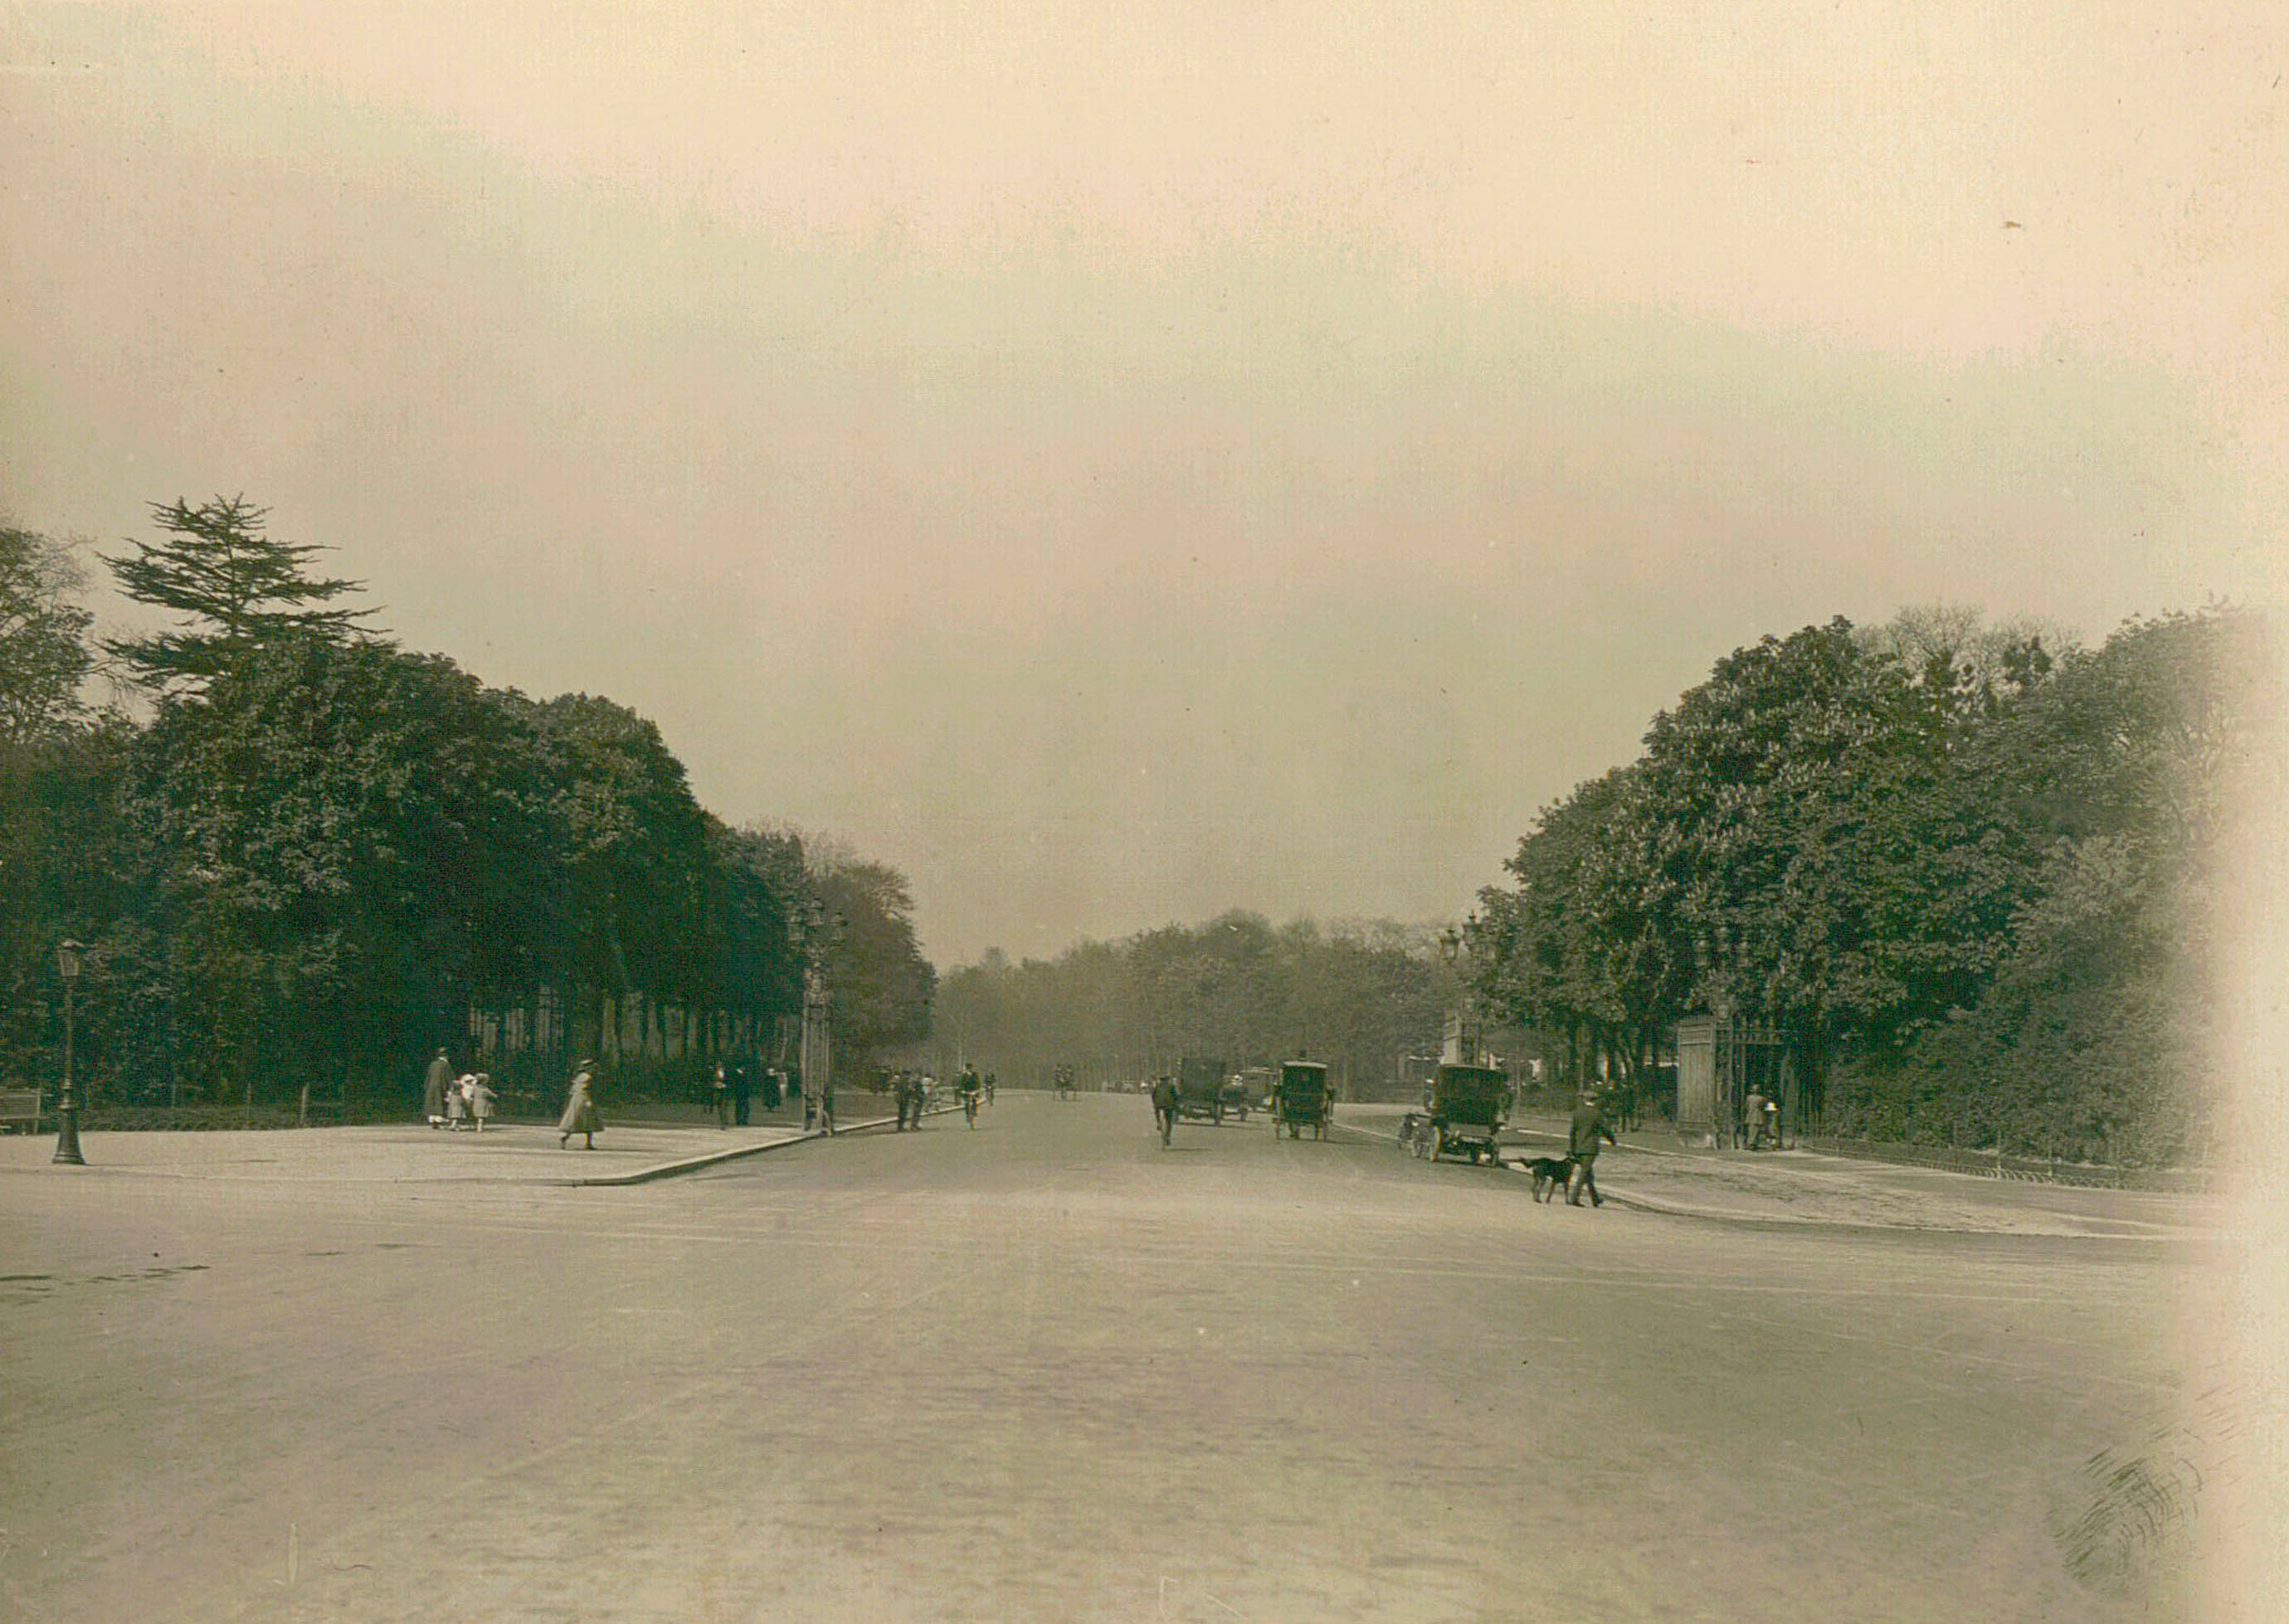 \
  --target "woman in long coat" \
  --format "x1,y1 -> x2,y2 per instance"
559,1059 -> 602,1149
